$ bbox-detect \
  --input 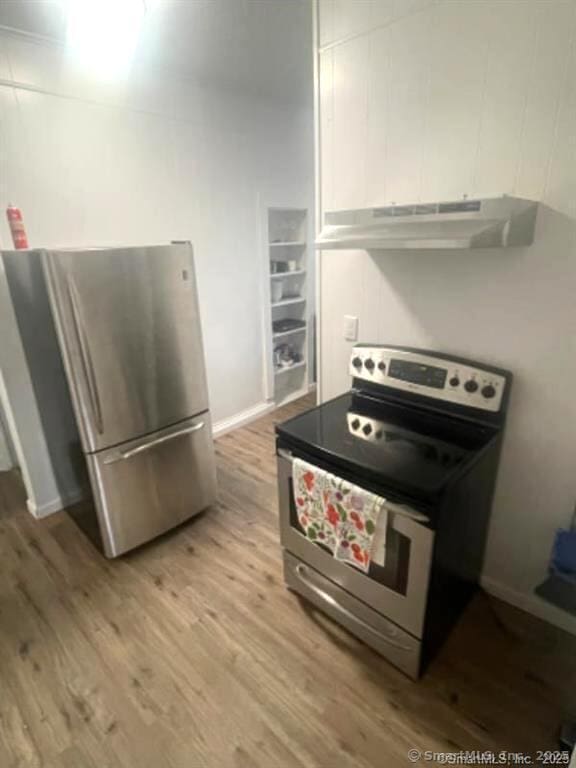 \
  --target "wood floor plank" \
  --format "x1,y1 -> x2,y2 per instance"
0,393 -> 575,767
